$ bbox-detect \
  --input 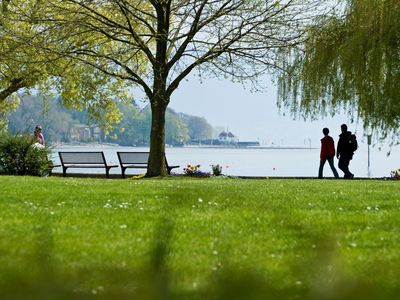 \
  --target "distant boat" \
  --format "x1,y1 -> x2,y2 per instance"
237,141 -> 260,147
